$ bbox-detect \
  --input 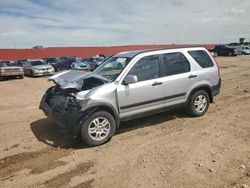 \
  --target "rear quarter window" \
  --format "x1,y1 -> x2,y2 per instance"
188,50 -> 214,68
